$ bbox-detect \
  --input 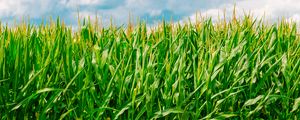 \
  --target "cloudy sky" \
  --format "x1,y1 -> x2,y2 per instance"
0,0 -> 299,26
